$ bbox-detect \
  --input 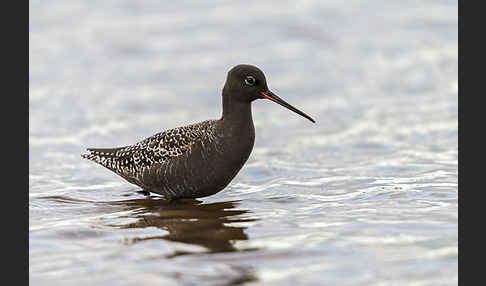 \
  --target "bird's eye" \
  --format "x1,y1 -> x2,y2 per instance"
245,76 -> 256,86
